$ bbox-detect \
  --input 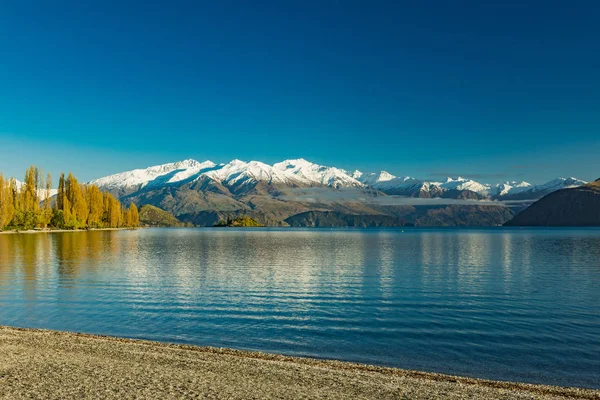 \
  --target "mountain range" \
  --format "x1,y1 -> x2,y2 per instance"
86,158 -> 588,227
